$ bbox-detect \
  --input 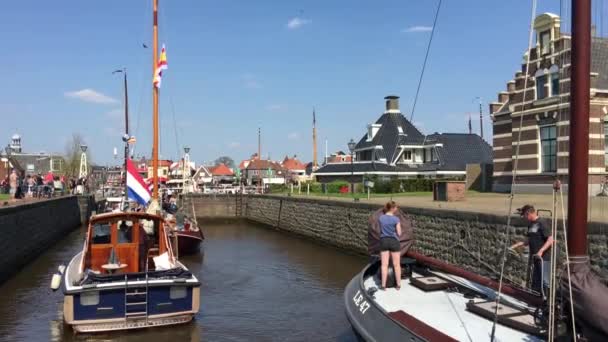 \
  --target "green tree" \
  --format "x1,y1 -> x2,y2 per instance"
214,156 -> 235,168
63,133 -> 92,178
